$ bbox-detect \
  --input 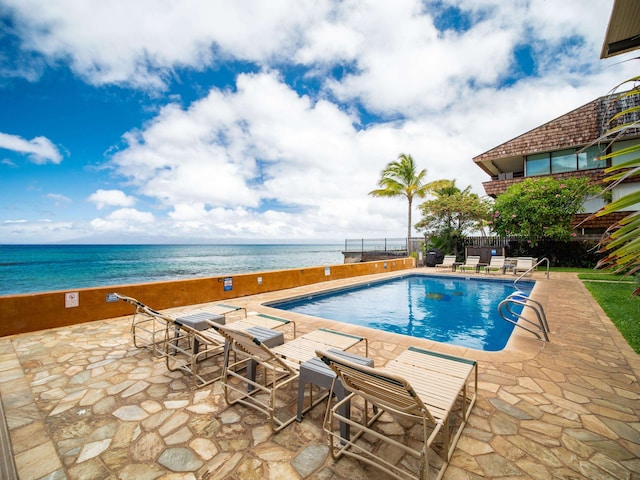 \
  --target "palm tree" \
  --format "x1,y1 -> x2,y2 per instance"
591,79 -> 640,295
369,153 -> 434,251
